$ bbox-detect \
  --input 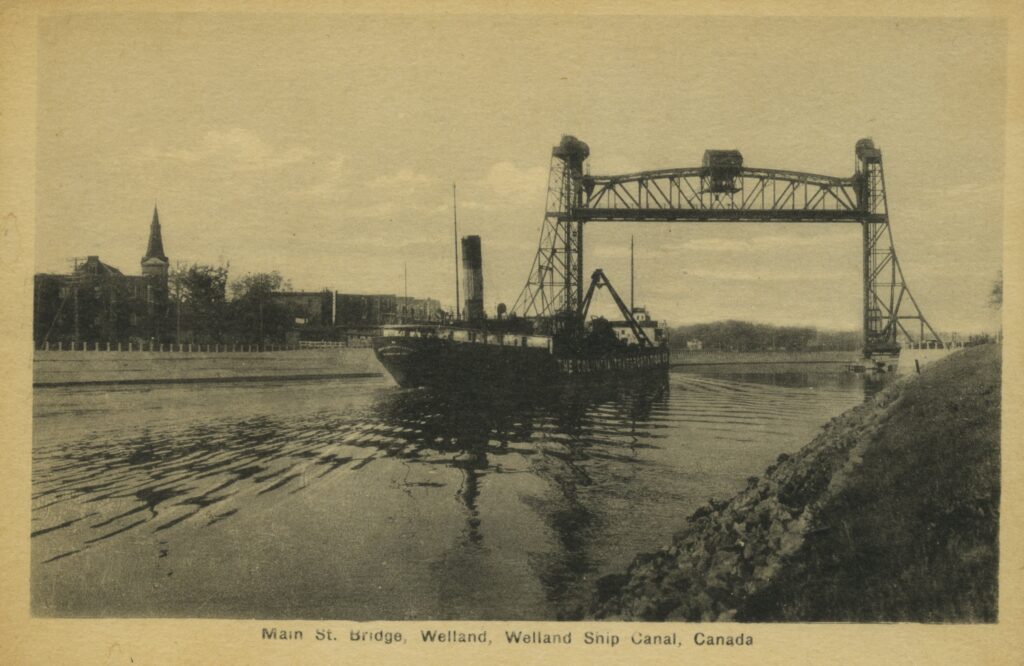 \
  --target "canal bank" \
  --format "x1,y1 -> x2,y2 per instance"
587,344 -> 1000,622
32,348 -> 384,387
